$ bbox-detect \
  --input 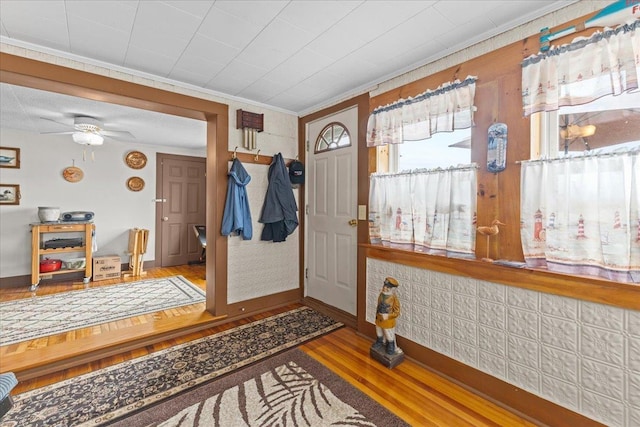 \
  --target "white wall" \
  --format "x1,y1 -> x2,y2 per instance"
224,99 -> 300,303
367,258 -> 640,427
0,128 -> 204,278
227,162 -> 300,304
